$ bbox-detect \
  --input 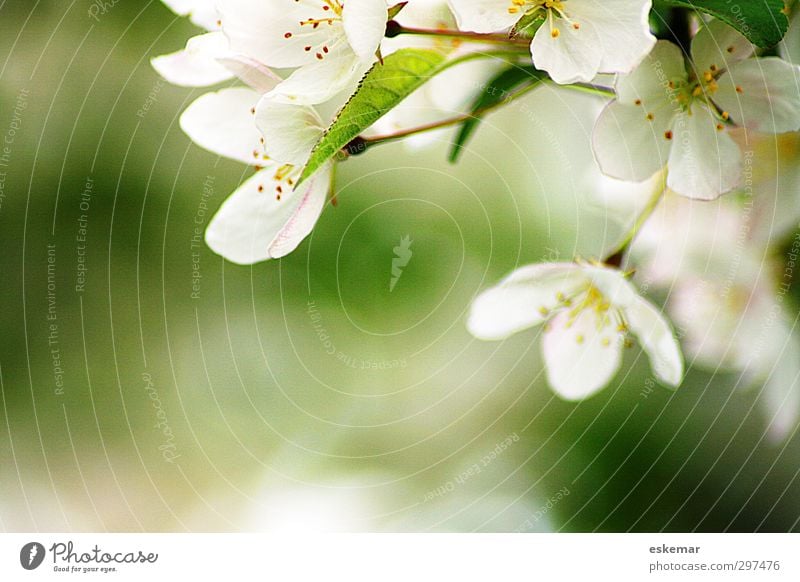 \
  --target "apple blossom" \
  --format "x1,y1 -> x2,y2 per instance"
180,87 -> 333,264
447,0 -> 656,84
669,269 -> 800,443
593,21 -> 800,201
152,3 -> 282,91
468,262 -> 683,400
216,0 -> 389,104
629,188 -> 800,441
